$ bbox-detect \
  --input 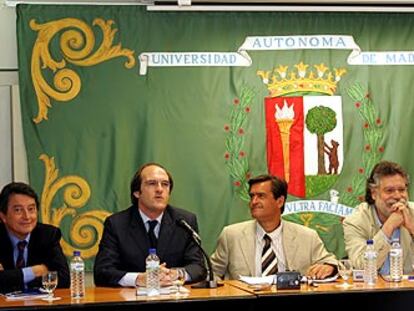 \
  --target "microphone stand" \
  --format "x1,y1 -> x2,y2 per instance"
190,234 -> 223,289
